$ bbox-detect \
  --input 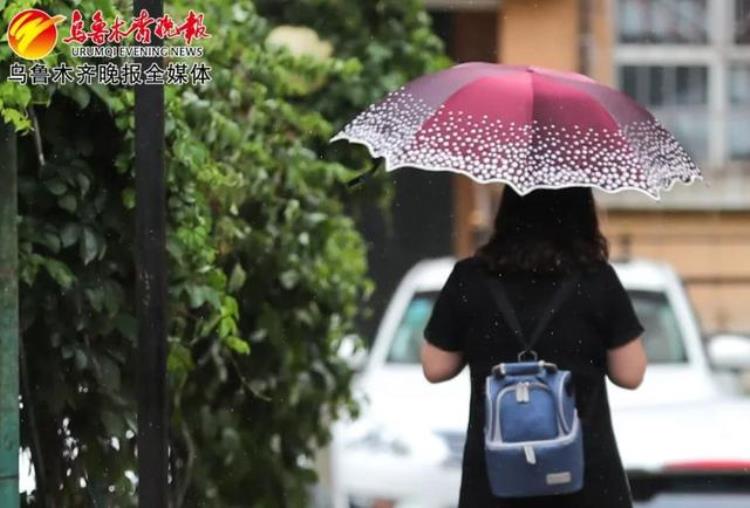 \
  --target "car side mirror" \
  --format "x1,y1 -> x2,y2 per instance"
338,334 -> 368,372
707,334 -> 750,371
